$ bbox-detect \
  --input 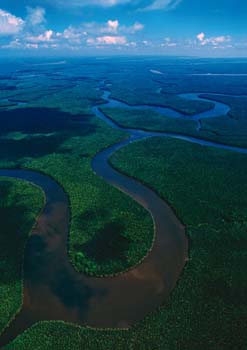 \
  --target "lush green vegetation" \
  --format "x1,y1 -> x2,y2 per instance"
1,58 -> 247,349
5,137 -> 247,349
25,81 -> 104,115
157,74 -> 247,95
4,321 -> 128,350
200,94 -> 247,148
100,107 -> 199,135
111,137 -> 247,349
108,63 -> 247,110
0,63 -> 155,276
0,101 -> 154,276
109,81 -> 214,115
0,178 -> 44,336
27,154 -> 153,276
101,96 -> 247,149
